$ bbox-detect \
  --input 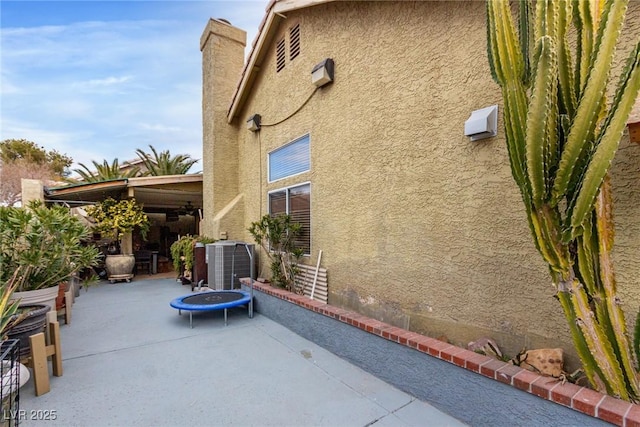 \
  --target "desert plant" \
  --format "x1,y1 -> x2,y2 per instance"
0,202 -> 101,292
249,214 -> 304,292
487,0 -> 640,400
170,235 -> 215,277
0,269 -> 26,340
85,198 -> 150,254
